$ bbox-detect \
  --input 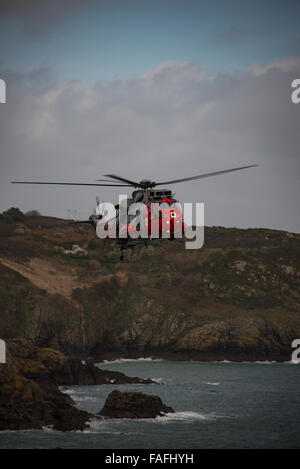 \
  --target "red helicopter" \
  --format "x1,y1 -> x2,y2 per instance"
12,164 -> 258,260
100,190 -> 185,256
